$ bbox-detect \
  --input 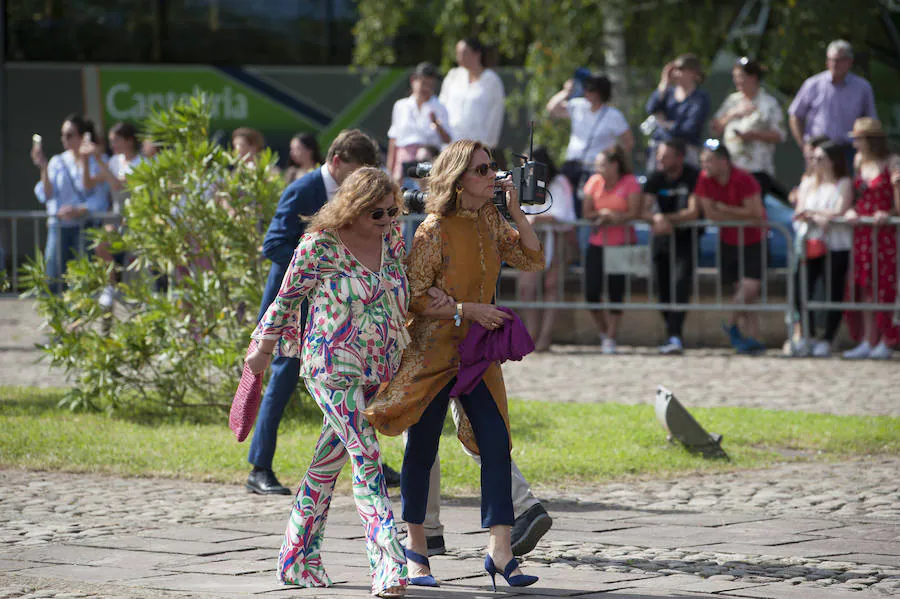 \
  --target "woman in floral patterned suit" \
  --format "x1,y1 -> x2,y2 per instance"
245,167 -> 449,597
